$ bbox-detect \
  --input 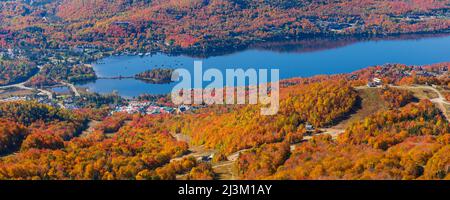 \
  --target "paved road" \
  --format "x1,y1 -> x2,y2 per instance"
0,77 -> 82,103
0,68 -> 55,100
0,66 -> 81,98
0,81 -> 53,100
0,82 -> 27,90
60,81 -> 81,97
0,67 -> 42,89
